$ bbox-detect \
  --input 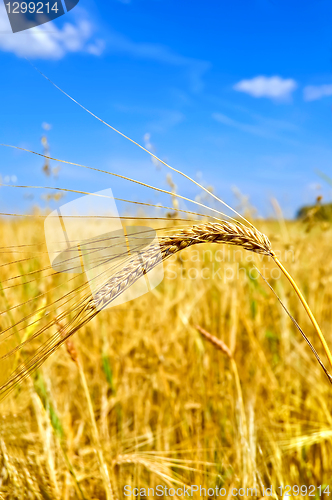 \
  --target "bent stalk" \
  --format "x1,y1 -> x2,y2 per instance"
273,255 -> 332,370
